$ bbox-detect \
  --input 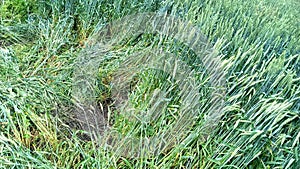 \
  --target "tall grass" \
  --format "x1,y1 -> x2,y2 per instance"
0,0 -> 299,168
